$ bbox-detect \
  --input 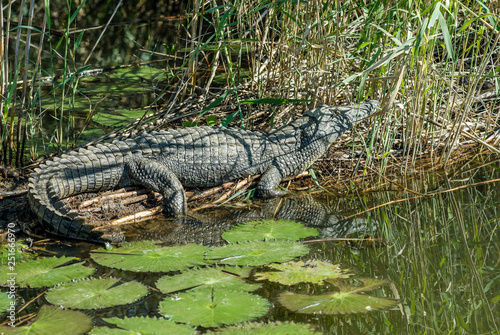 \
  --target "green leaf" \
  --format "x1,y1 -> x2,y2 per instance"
278,278 -> 397,315
9,26 -> 48,36
0,256 -> 95,288
206,115 -> 217,126
222,219 -> 319,243
205,240 -> 310,266
159,287 -> 269,327
156,266 -> 260,294
182,121 -> 201,127
89,316 -> 196,335
254,260 -> 351,285
69,0 -> 87,25
0,305 -> 92,335
221,110 -> 239,127
437,11 -> 454,61
45,278 -> 148,309
91,241 -> 212,272
201,89 -> 234,117
206,321 -> 322,334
